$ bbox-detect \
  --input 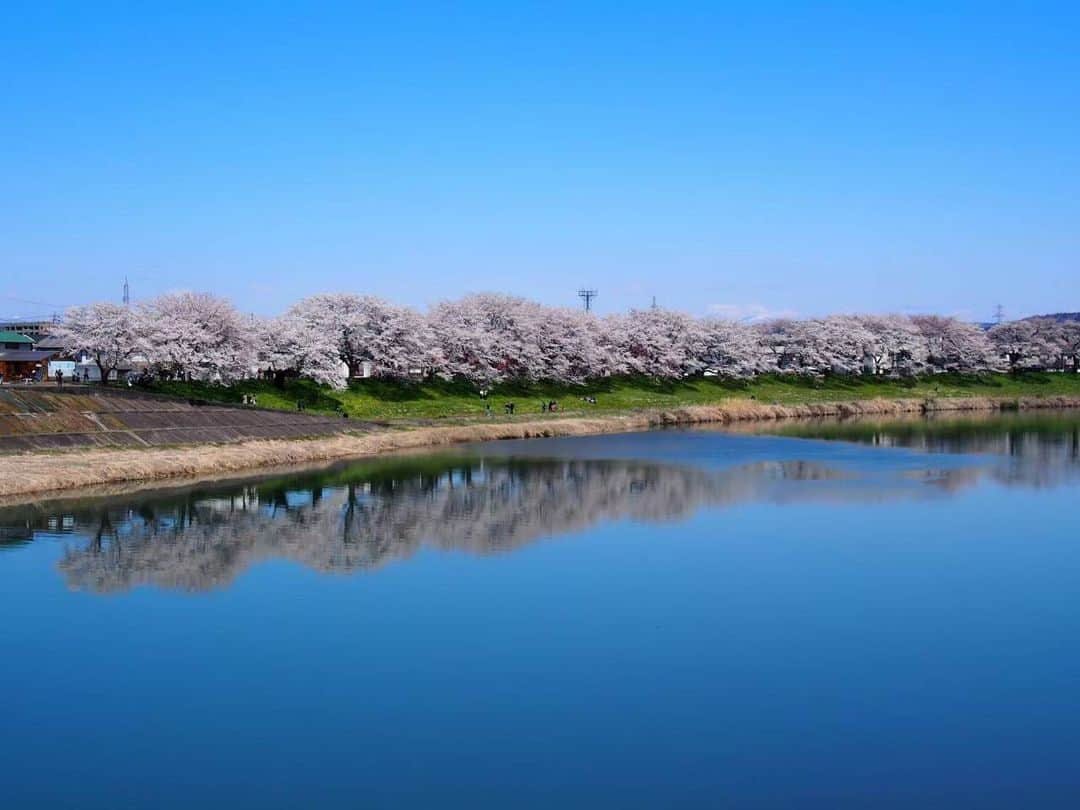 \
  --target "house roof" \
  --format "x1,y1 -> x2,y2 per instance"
0,350 -> 58,362
32,337 -> 67,351
0,331 -> 34,344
